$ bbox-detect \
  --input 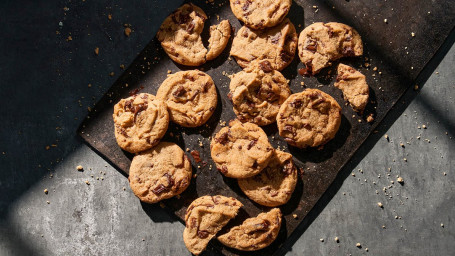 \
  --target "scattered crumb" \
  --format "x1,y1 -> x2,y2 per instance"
441,223 -> 444,228
110,72 -> 115,77
85,180 -> 90,185
356,242 -> 361,248
377,202 -> 383,208
46,201 -> 50,204
108,14 -> 112,20
159,202 -> 165,208
397,177 -> 404,184
414,85 -> 419,90
120,64 -> 125,70
320,238 -> 324,242
335,237 -> 339,243
94,47 -> 99,55
292,214 -> 298,219
124,27 -> 132,37
76,165 -> 84,171
44,189 -> 48,194
411,32 -> 415,37
384,19 -> 388,23
367,114 -> 374,123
